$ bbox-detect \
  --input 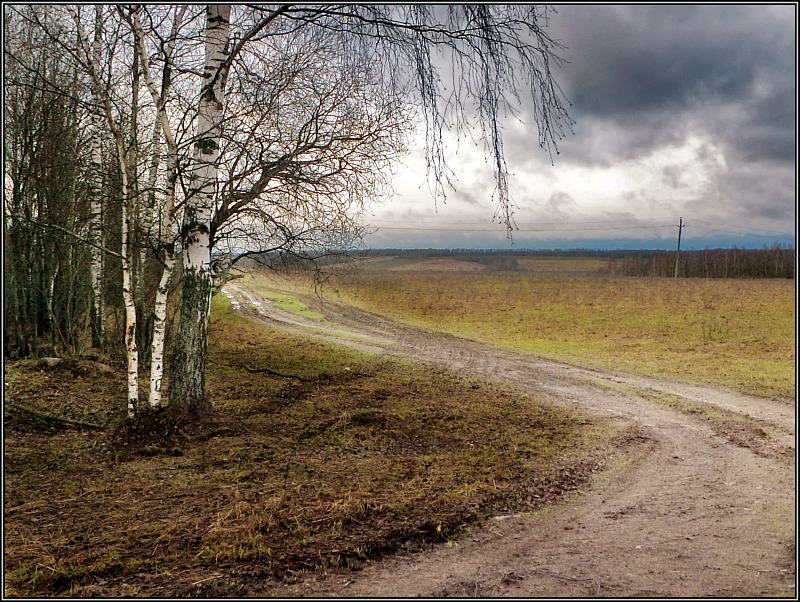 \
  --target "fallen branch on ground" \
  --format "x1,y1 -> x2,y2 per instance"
242,364 -> 305,380
5,400 -> 106,430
